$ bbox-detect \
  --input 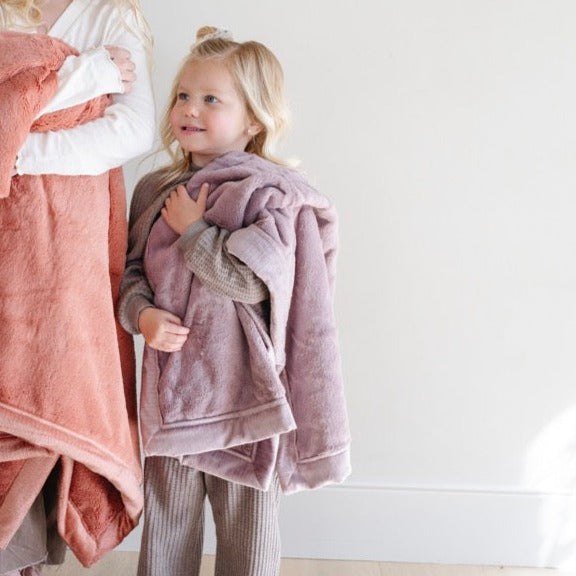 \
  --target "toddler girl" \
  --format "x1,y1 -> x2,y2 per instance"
119,25 -> 351,576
